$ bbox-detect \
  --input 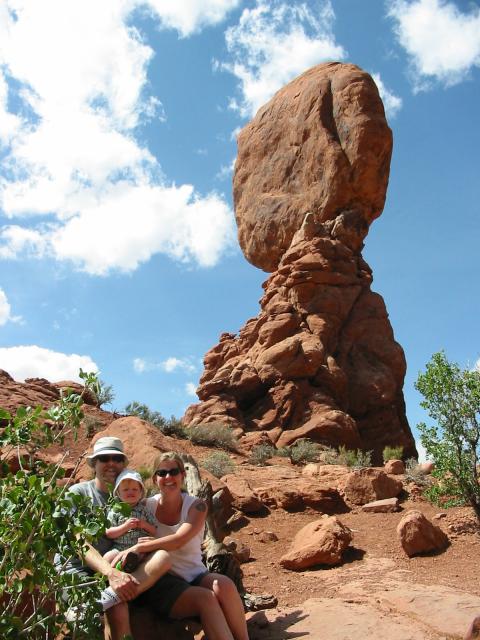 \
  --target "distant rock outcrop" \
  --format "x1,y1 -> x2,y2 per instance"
184,62 -> 416,463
